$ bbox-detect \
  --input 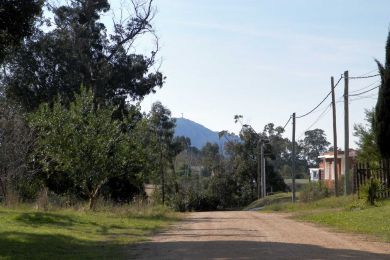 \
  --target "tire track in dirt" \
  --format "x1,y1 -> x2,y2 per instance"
133,211 -> 390,259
